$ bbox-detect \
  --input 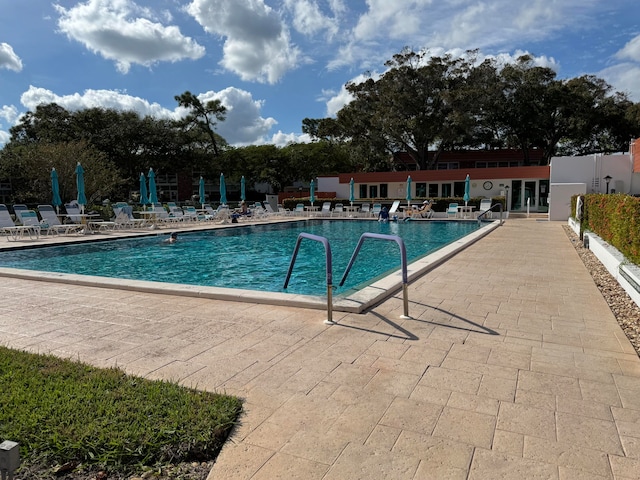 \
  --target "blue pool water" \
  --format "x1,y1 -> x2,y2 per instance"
0,220 -> 480,296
